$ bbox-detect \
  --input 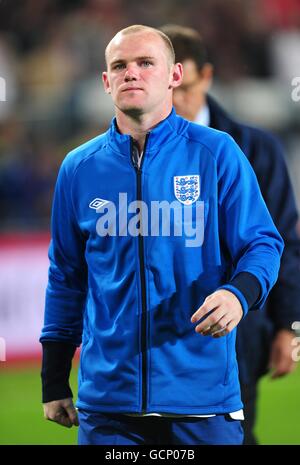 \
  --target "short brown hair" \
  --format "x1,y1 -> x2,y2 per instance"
105,25 -> 175,67
160,24 -> 207,70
